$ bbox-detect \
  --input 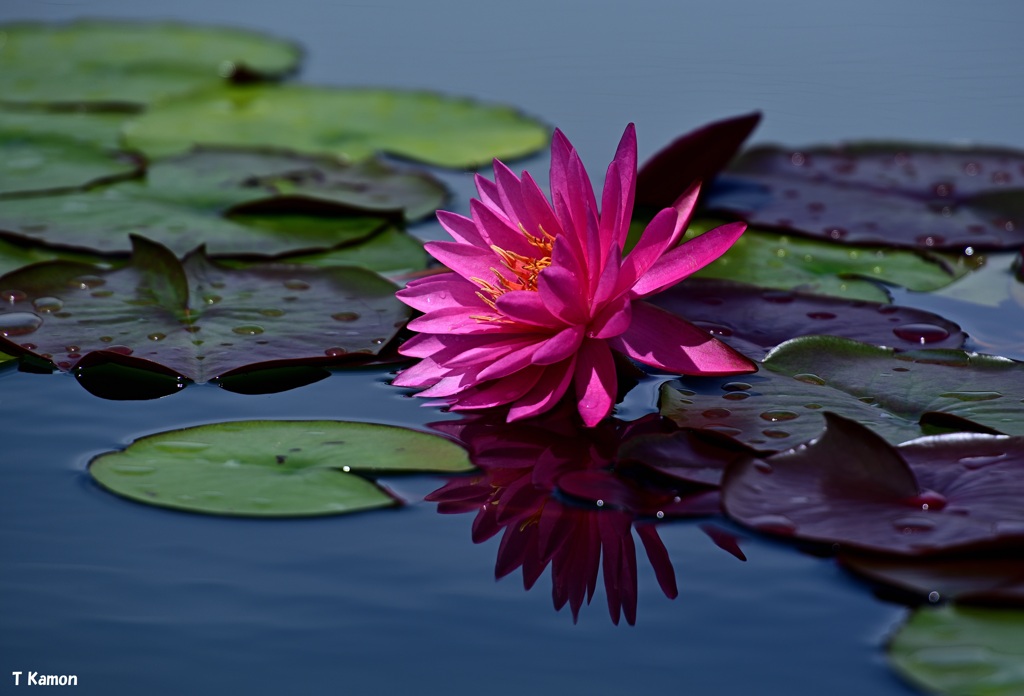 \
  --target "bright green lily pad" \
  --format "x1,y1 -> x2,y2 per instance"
0,236 -> 410,383
764,336 -> 1024,436
0,108 -> 129,150
88,420 -> 473,517
889,605 -> 1024,696
0,21 -> 301,107
0,148 -> 445,256
267,226 -> 429,277
683,220 -> 978,302
0,131 -> 143,198
0,237 -> 116,277
122,84 -> 549,168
